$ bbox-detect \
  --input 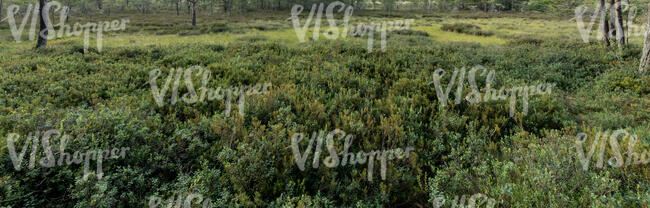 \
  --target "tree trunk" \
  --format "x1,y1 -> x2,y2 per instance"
639,3 -> 650,74
192,2 -> 196,26
98,0 -> 102,9
599,0 -> 610,46
36,0 -> 47,49
614,0 -> 625,47
222,0 -> 230,16
0,0 -> 3,20
223,0 -> 228,12
607,0 -> 616,39
625,0 -> 630,44
176,0 -> 179,15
